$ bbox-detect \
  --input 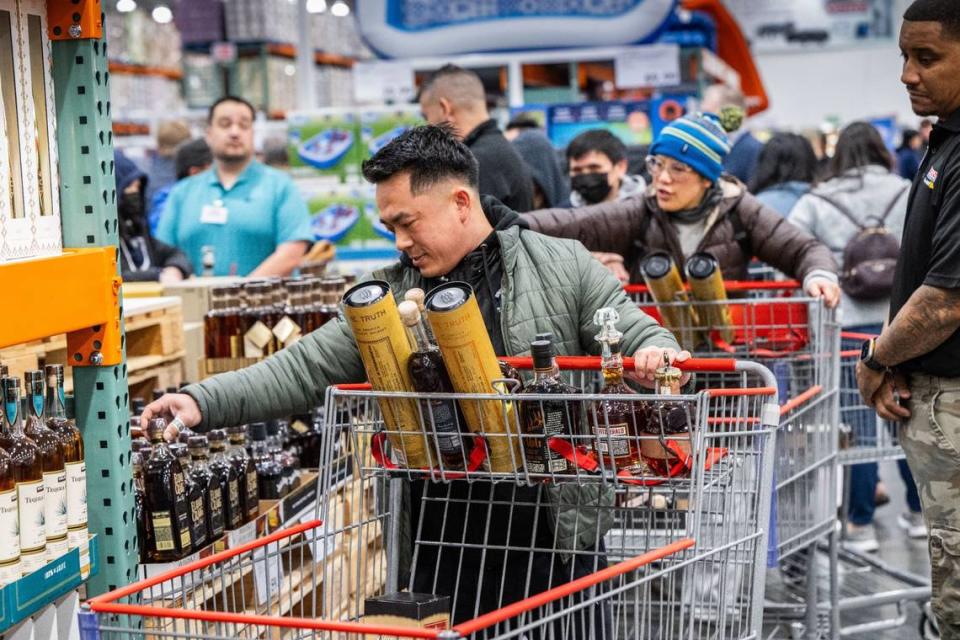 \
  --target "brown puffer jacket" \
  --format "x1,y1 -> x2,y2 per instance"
524,176 -> 838,283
